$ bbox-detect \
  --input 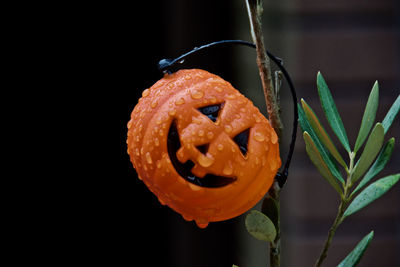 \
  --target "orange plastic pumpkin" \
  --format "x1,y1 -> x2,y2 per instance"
127,69 -> 281,228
